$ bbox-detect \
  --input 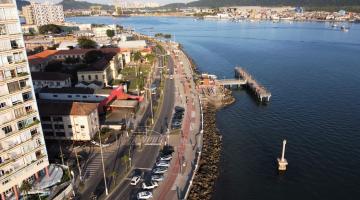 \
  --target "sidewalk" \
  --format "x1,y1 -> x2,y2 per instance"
154,42 -> 202,200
